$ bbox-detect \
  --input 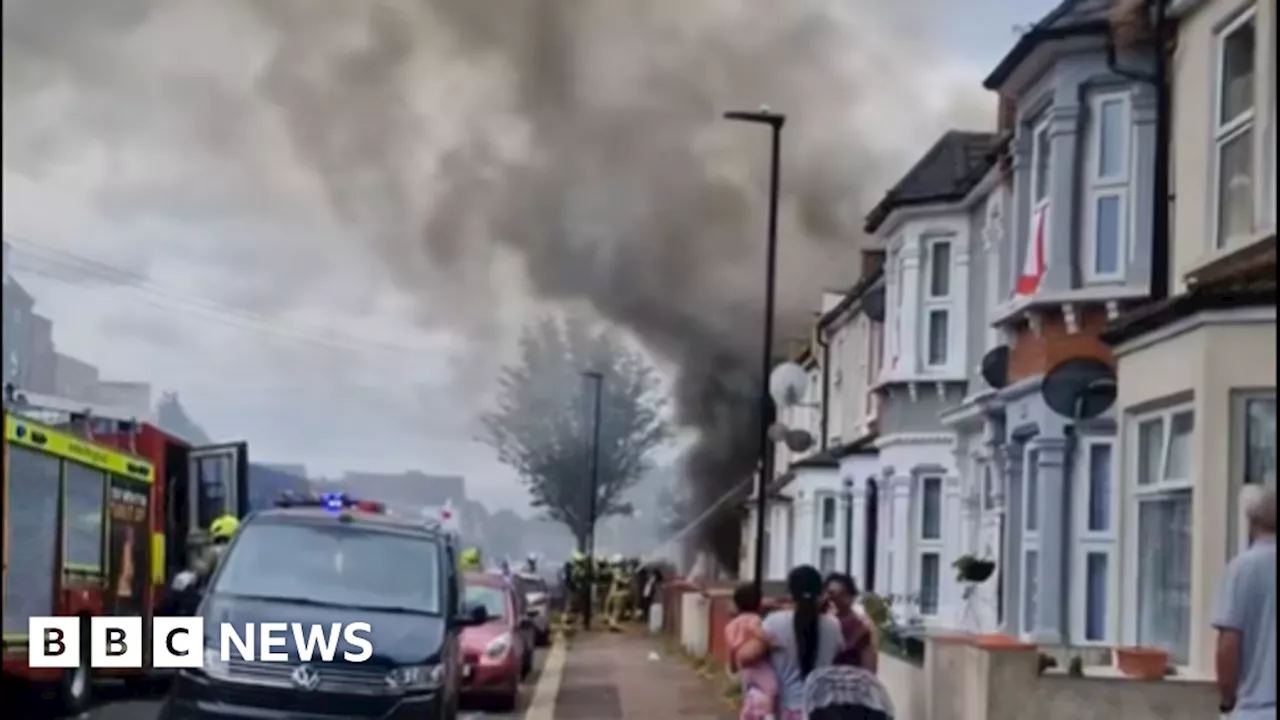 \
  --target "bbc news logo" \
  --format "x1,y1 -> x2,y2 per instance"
29,617 -> 374,668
